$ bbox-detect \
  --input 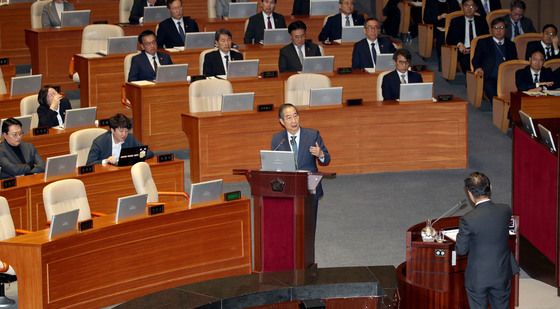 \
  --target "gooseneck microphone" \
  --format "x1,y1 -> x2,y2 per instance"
432,199 -> 468,226
272,138 -> 286,151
